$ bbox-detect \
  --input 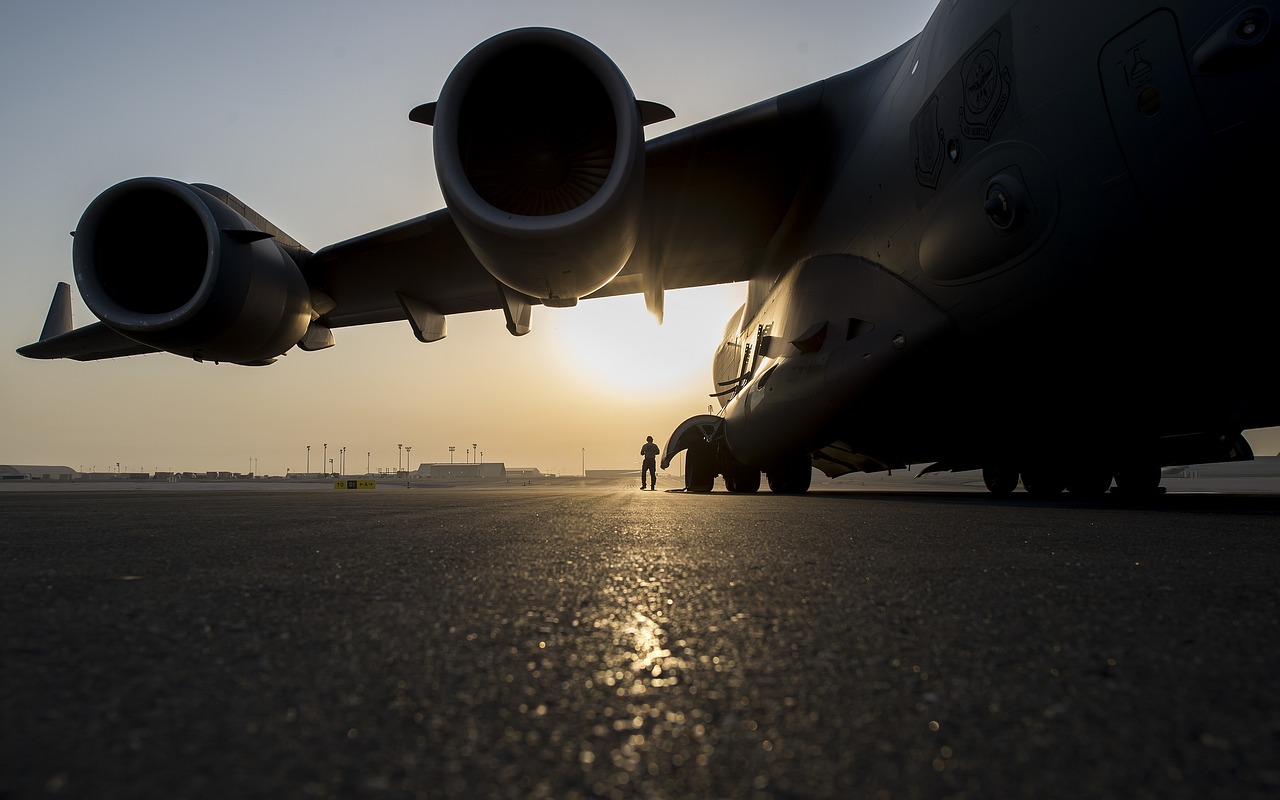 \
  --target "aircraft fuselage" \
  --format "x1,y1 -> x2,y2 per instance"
709,0 -> 1278,482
